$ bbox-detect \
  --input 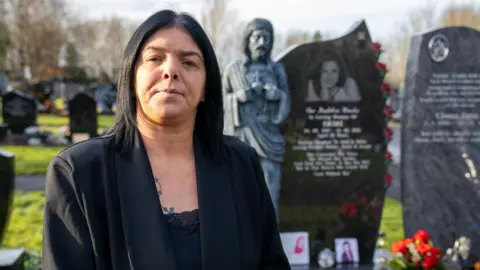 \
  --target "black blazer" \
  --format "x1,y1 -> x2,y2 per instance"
42,130 -> 290,270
